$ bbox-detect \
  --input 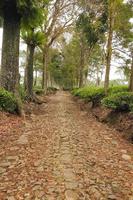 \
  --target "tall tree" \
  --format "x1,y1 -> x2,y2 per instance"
104,0 -> 133,94
0,0 -> 44,95
22,29 -> 44,100
104,0 -> 114,94
0,1 -> 21,94
76,3 -> 107,87
41,0 -> 77,93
